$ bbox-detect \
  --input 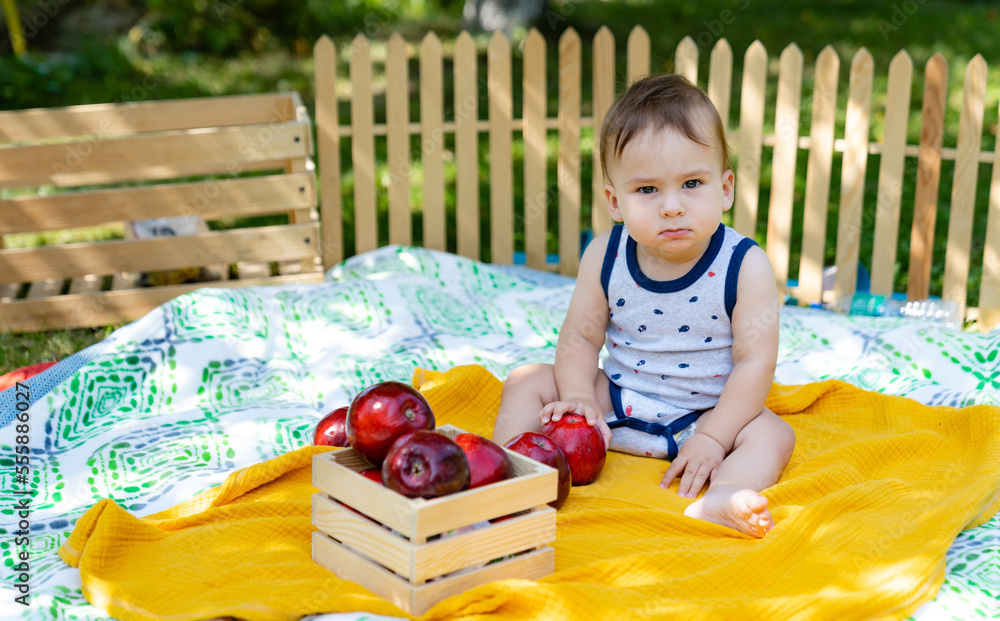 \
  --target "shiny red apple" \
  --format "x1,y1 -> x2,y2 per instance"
541,414 -> 606,486
454,433 -> 514,489
313,406 -> 350,447
359,467 -> 383,484
346,381 -> 435,466
381,431 -> 470,498
503,431 -> 572,508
